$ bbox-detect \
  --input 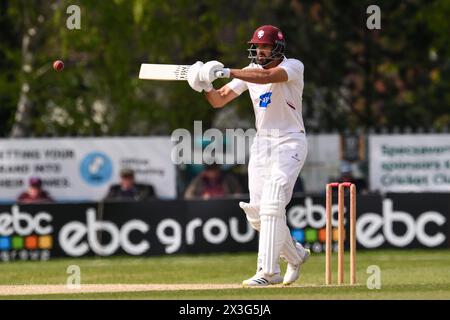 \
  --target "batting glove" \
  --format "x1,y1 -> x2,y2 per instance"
199,60 -> 230,83
187,61 -> 213,92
